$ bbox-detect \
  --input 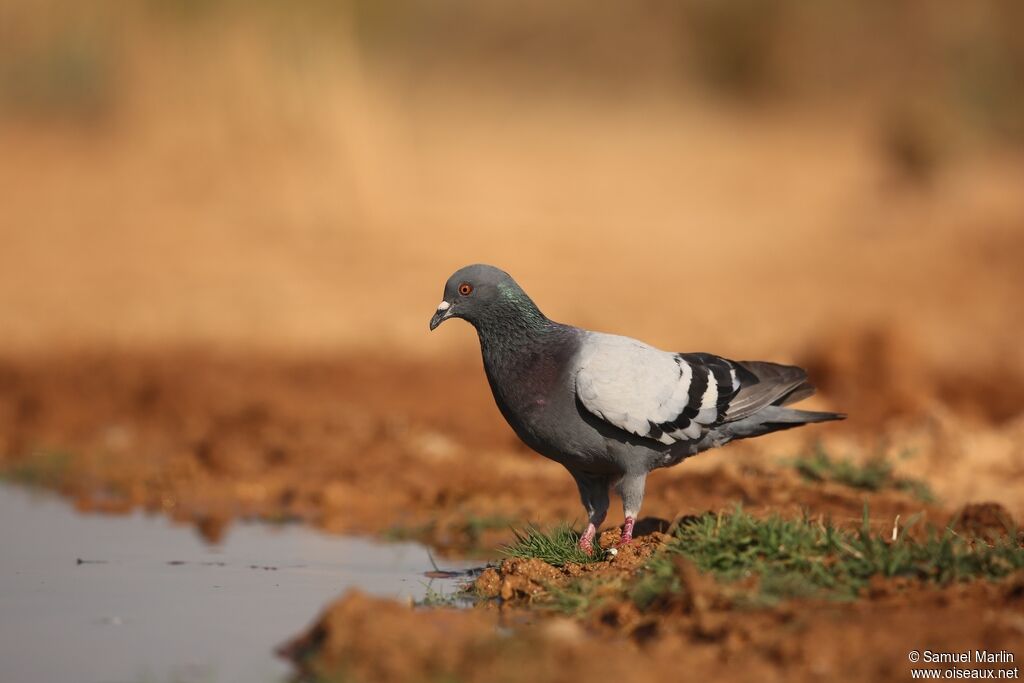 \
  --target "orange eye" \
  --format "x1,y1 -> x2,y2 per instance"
458,283 -> 473,296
